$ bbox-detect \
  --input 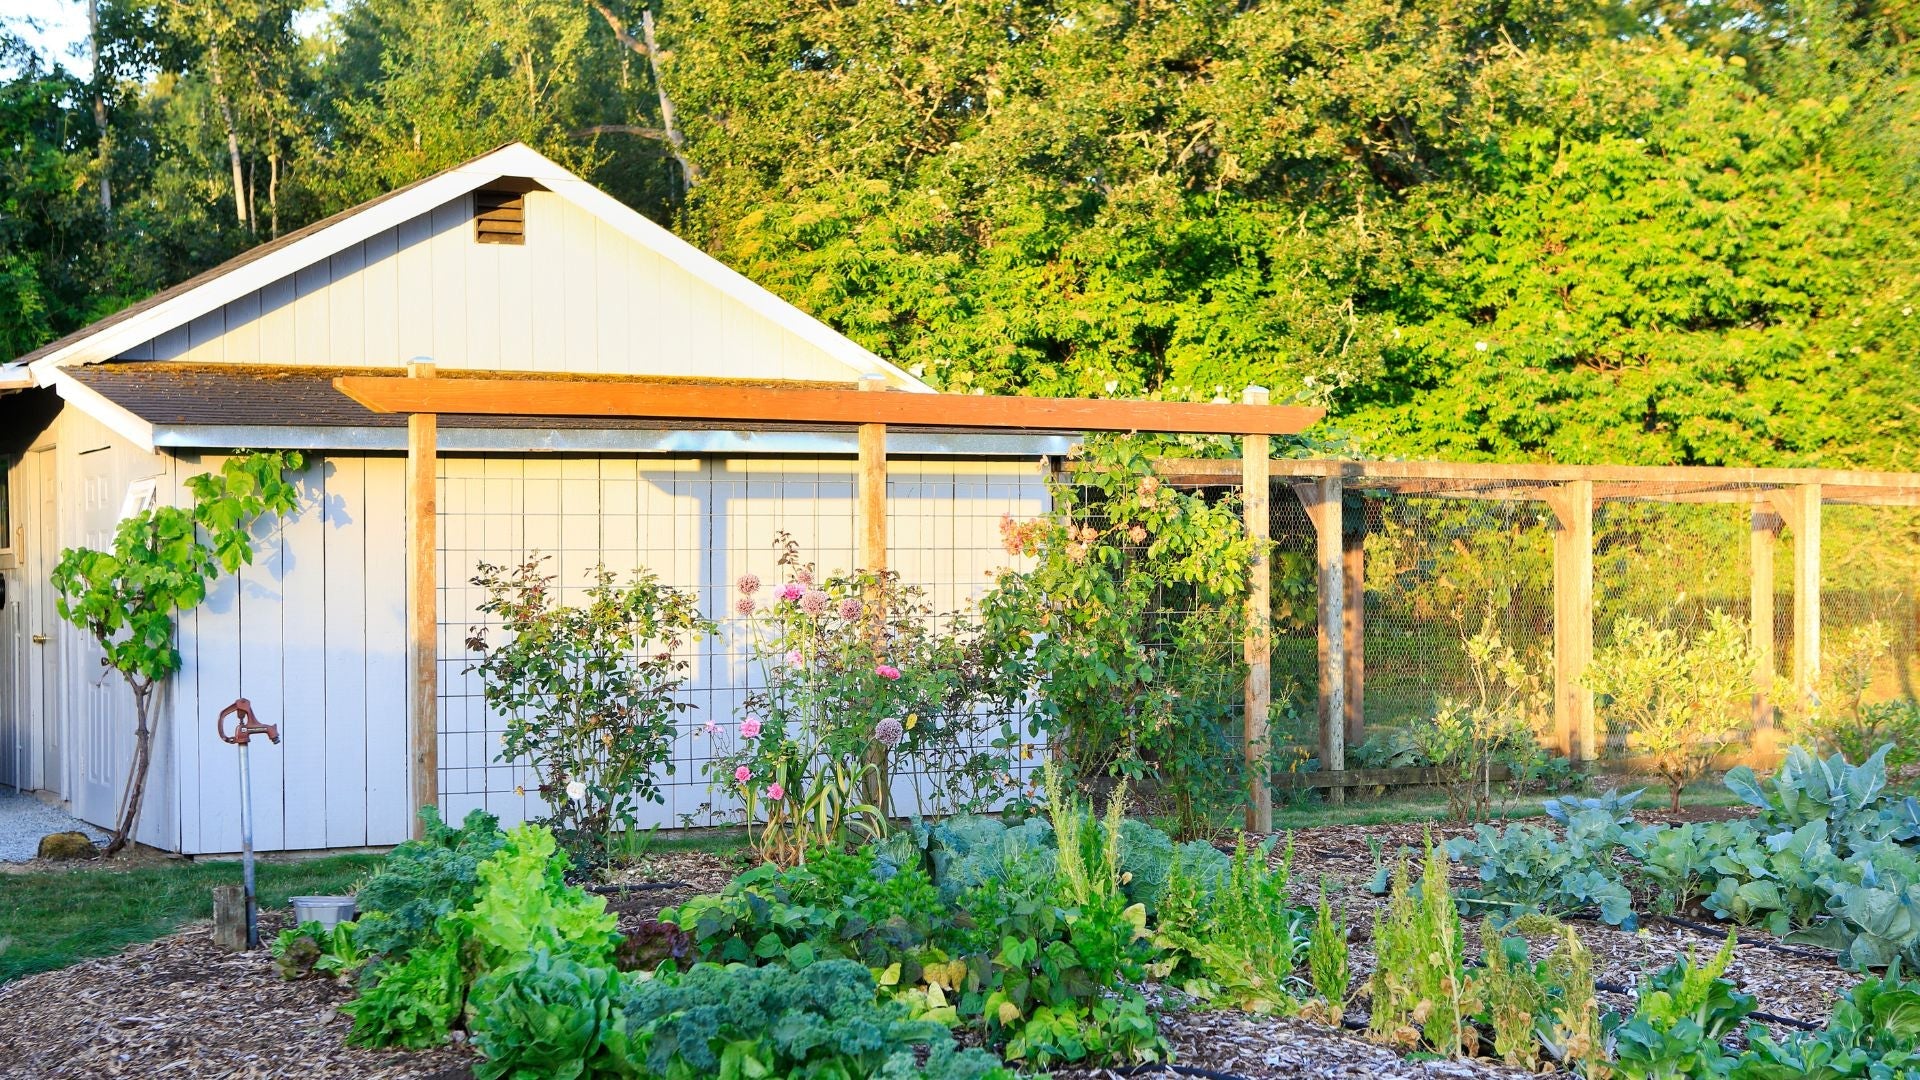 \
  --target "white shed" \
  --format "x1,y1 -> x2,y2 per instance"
0,144 -> 1064,854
